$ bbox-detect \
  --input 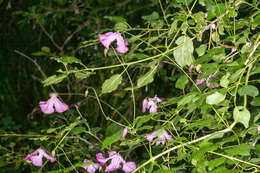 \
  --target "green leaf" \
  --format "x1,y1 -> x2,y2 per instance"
74,71 -> 95,79
43,74 -> 67,86
238,85 -> 259,97
251,97 -> 260,106
134,115 -> 152,129
173,36 -> 194,67
196,44 -> 207,56
233,106 -> 250,128
225,144 -> 251,156
102,130 -> 122,149
58,56 -> 83,65
178,93 -> 197,106
71,127 -> 86,135
206,92 -> 225,105
114,22 -> 128,30
41,46 -> 50,53
168,20 -> 178,37
101,74 -> 122,94
104,16 -> 126,22
220,72 -> 230,88
137,66 -> 157,88
175,75 -> 189,90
